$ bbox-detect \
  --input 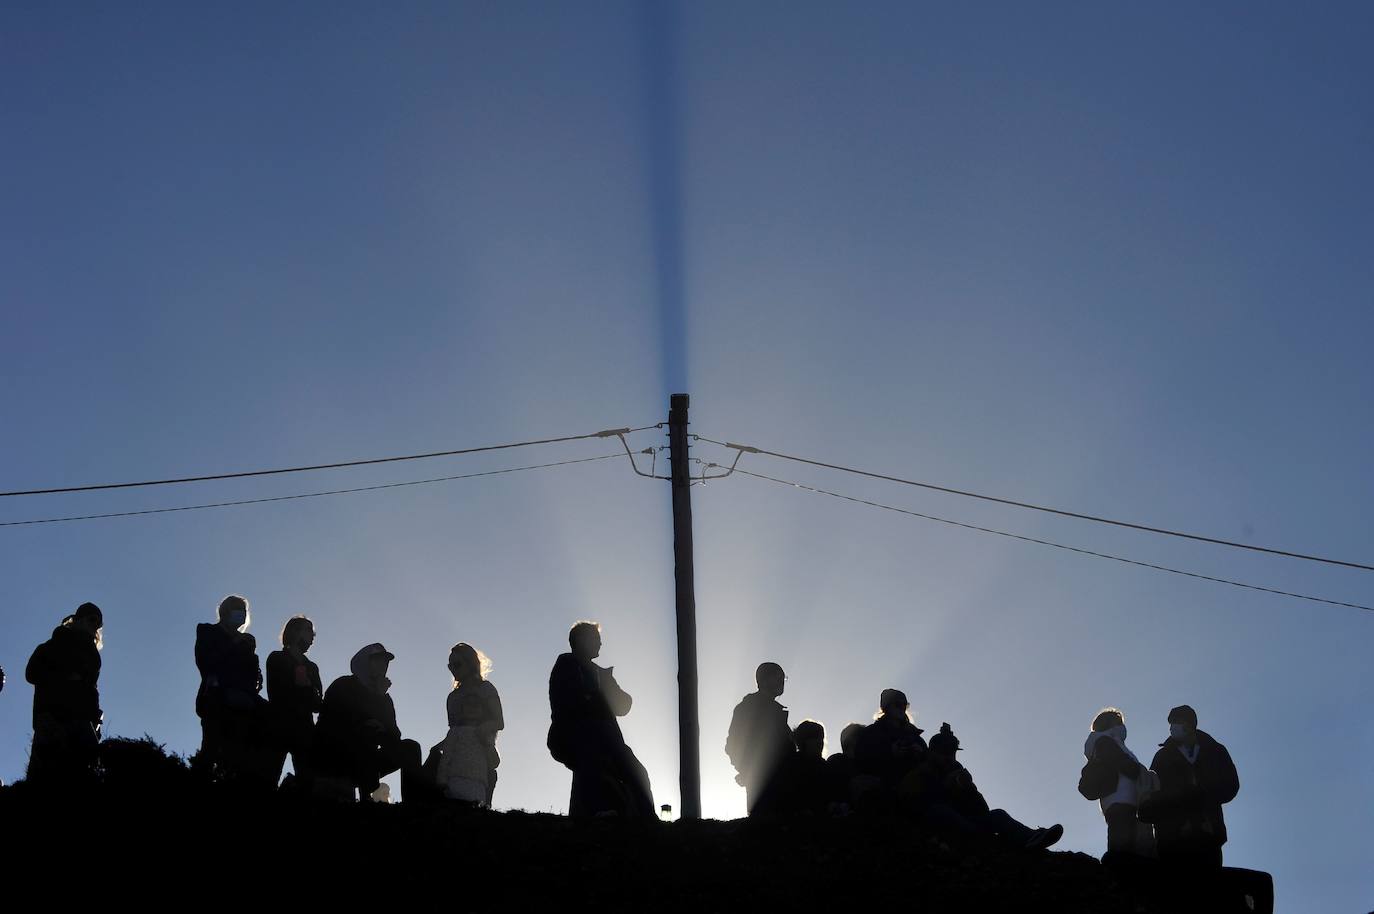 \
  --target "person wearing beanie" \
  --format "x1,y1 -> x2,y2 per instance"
919,722 -> 1064,850
1139,705 -> 1240,868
